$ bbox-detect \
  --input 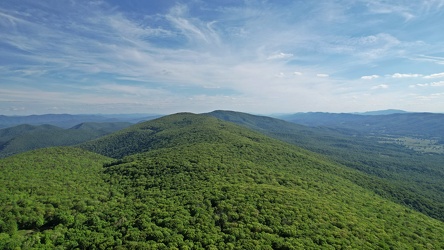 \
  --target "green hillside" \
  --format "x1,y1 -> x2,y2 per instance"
0,147 -> 113,249
1,113 -> 444,249
79,113 -> 236,158
0,122 -> 131,158
207,110 -> 444,222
